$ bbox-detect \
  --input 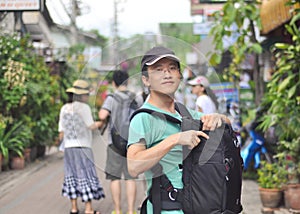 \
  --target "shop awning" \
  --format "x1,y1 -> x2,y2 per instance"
260,0 -> 299,35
